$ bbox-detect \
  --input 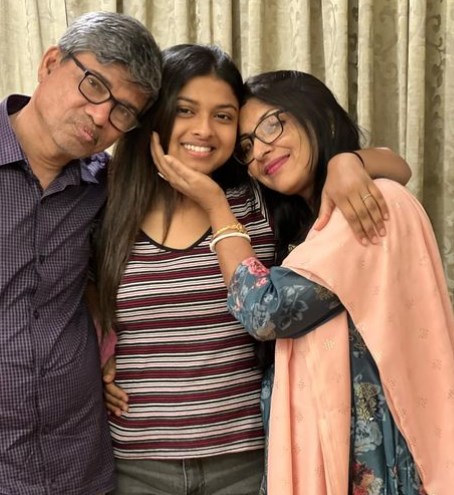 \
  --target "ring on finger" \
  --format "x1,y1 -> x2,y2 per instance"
362,193 -> 373,202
